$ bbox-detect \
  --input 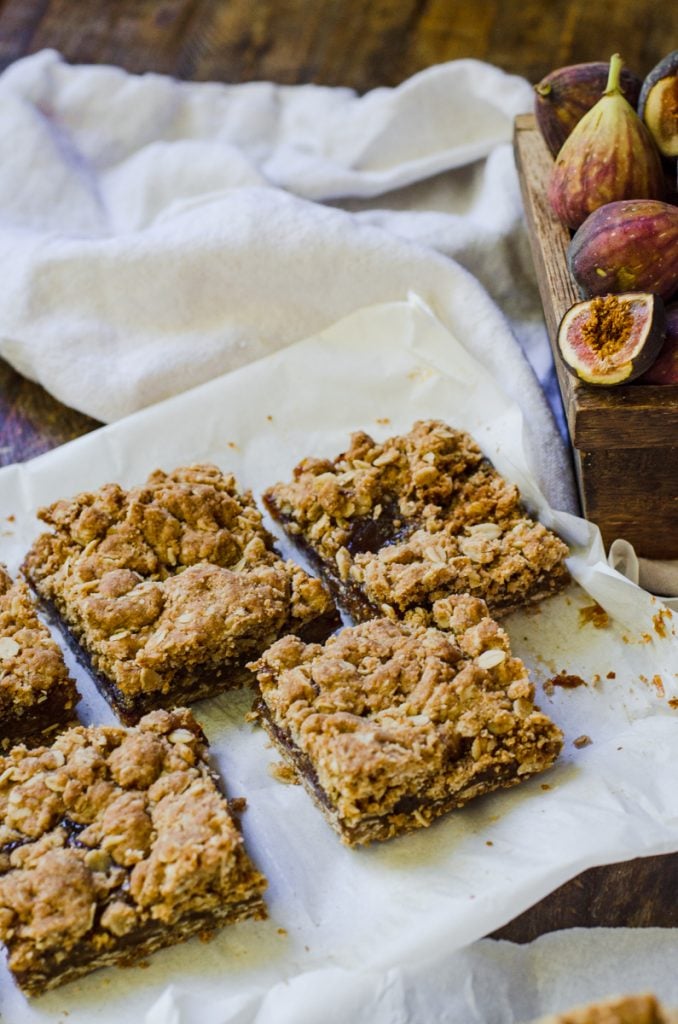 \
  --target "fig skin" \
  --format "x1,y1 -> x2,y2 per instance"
638,50 -> 678,158
548,54 -> 665,230
568,199 -> 678,302
557,292 -> 666,386
638,304 -> 678,384
535,61 -> 642,157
